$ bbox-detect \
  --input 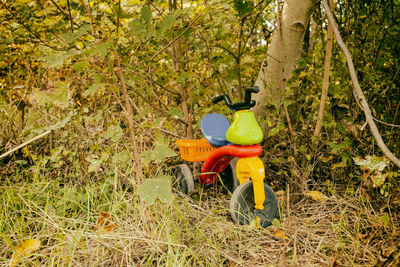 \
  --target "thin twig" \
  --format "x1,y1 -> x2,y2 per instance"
352,89 -> 400,128
0,130 -> 51,160
49,0 -> 76,28
150,12 -> 202,61
67,0 -> 74,32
